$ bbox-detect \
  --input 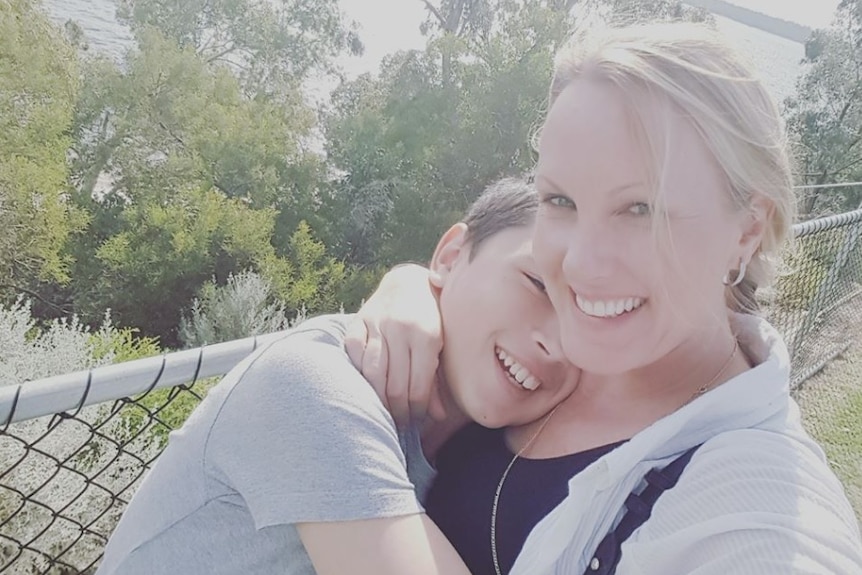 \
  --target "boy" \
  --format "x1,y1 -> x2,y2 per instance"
97,178 -> 579,575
